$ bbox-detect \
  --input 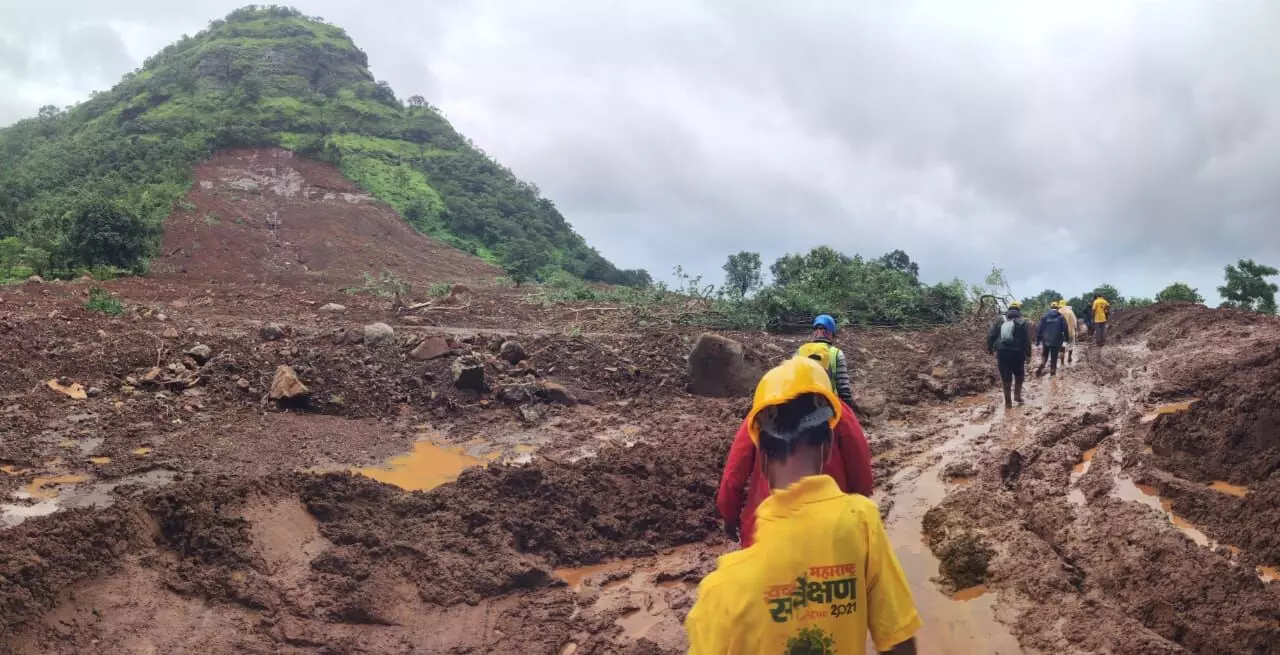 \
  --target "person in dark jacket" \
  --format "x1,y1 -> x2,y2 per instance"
987,302 -> 1033,408
1035,302 -> 1071,377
